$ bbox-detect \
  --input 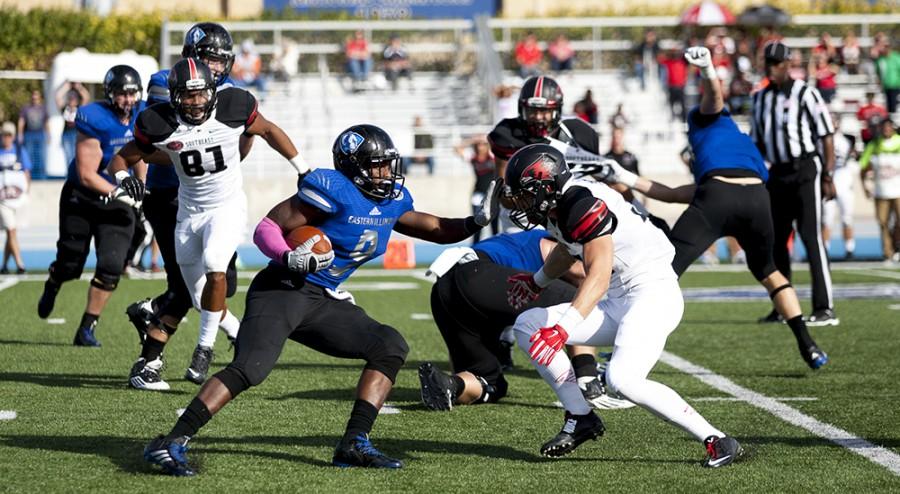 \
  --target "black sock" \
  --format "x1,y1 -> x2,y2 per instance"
343,399 -> 378,443
79,313 -> 99,329
140,336 -> 166,362
787,316 -> 815,348
450,375 -> 465,398
571,354 -> 598,380
166,397 -> 212,440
